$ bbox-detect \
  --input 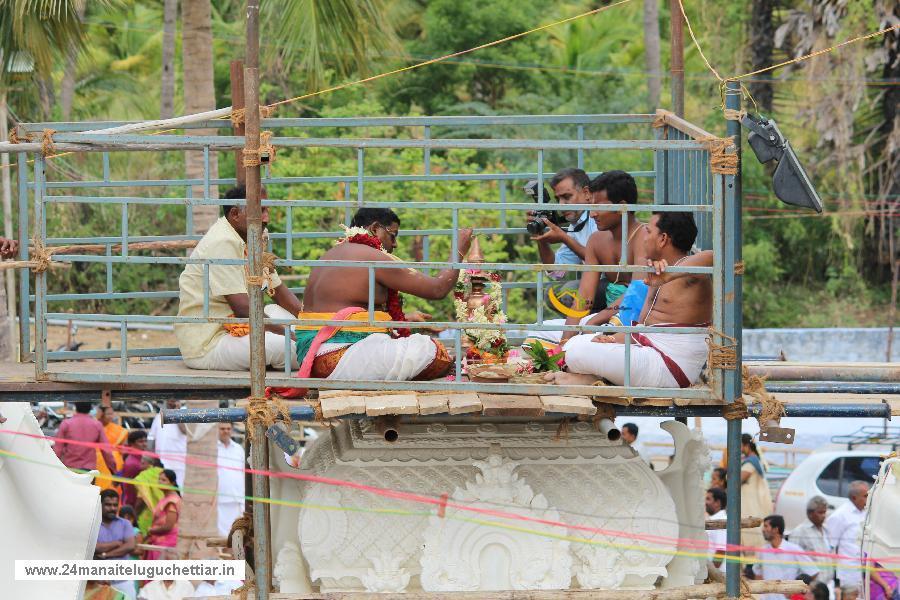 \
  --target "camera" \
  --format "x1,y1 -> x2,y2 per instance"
524,180 -> 563,235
